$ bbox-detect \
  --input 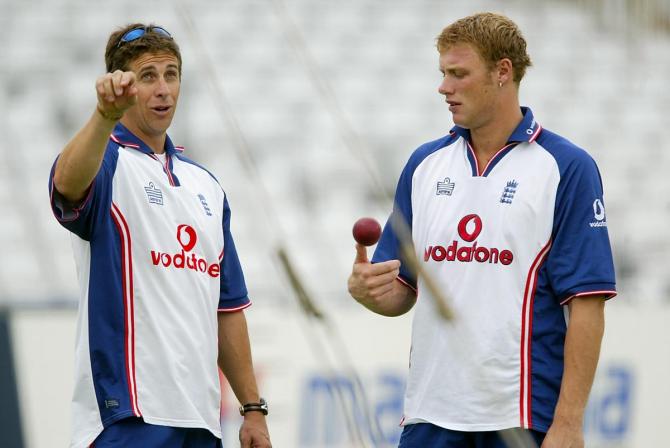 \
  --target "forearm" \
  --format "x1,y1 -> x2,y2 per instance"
217,310 -> 261,404
53,108 -> 117,203
553,297 -> 605,425
358,279 -> 416,317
